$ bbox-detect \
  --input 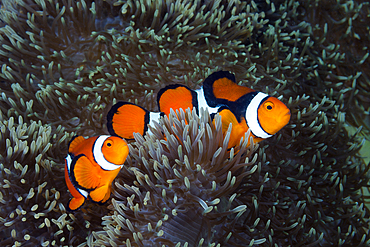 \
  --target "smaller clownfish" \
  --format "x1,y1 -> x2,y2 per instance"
107,71 -> 291,148
64,135 -> 129,211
